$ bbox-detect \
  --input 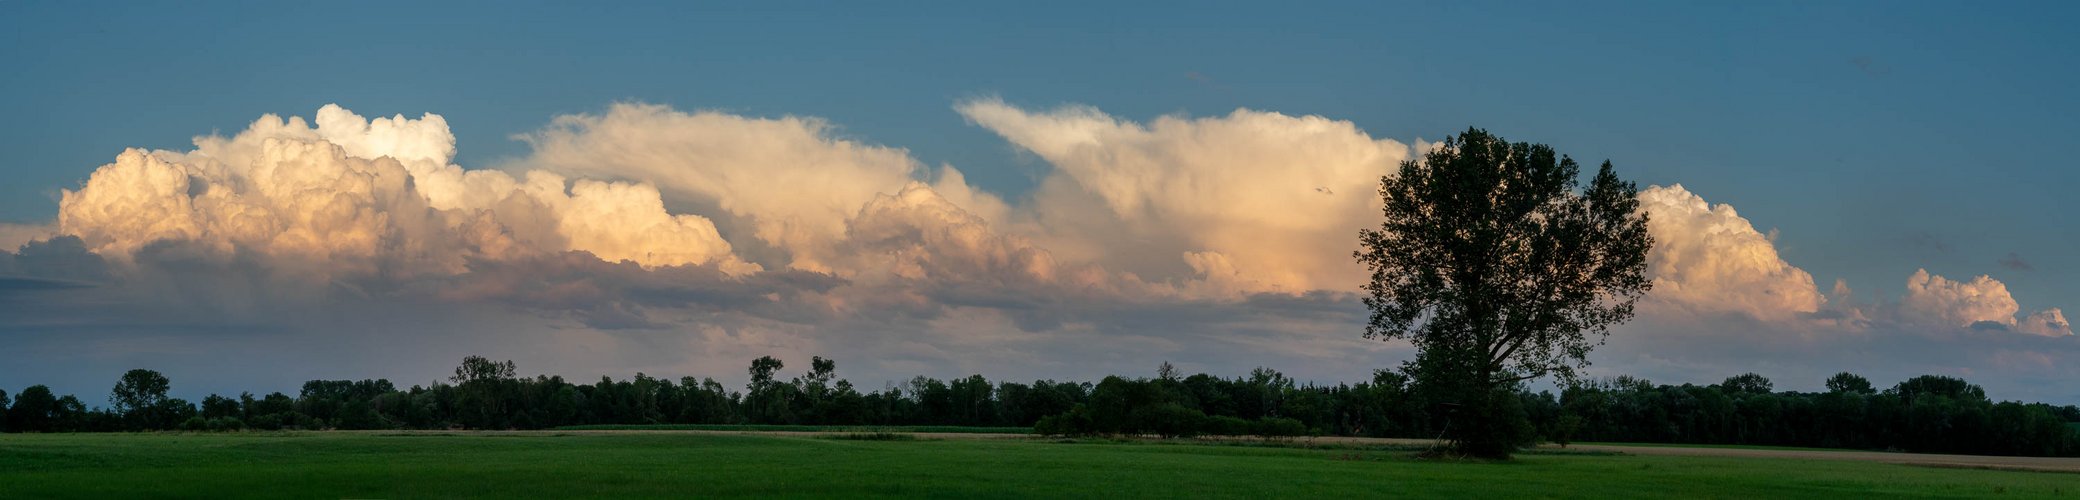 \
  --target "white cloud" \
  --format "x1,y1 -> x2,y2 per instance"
513,103 -> 929,274
1903,269 -> 2070,336
1903,269 -> 2021,328
54,105 -> 754,280
843,182 -> 1065,287
6,99 -> 2076,405
958,97 -> 1410,294
1635,184 -> 1825,319
1630,186 -> 2070,340
2019,308 -> 2071,337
